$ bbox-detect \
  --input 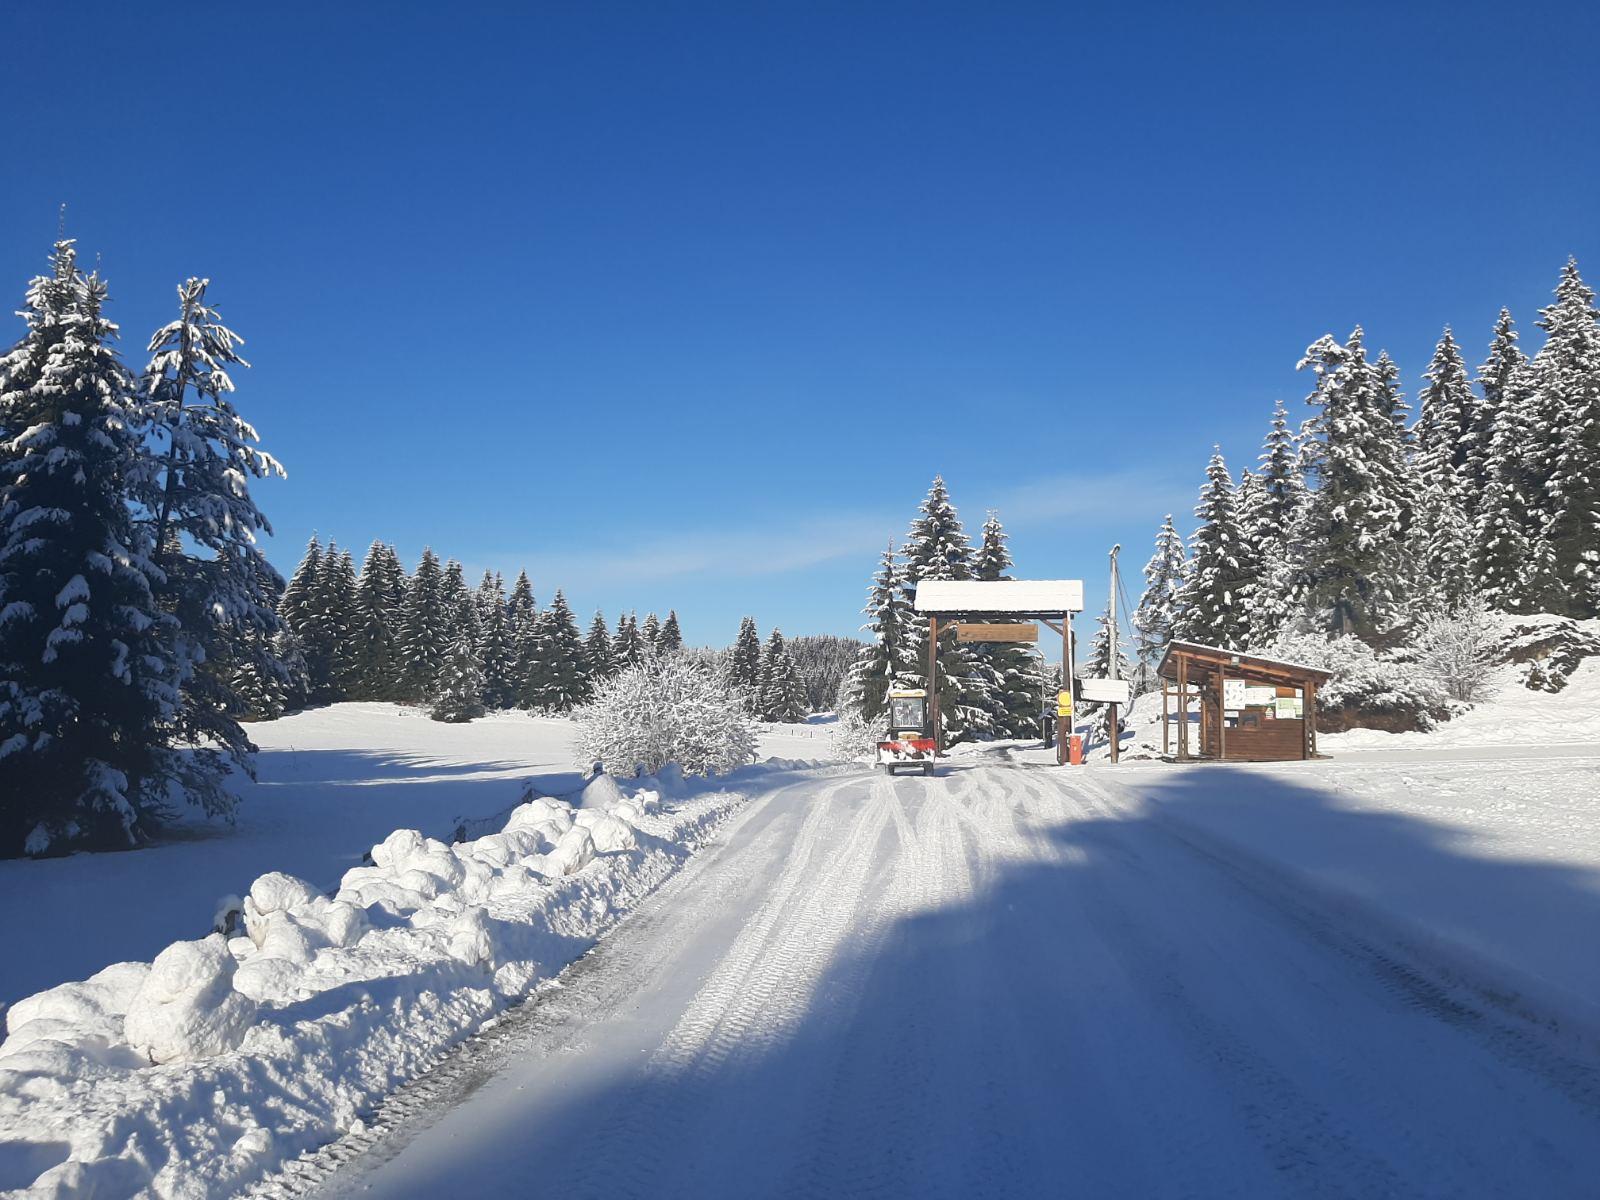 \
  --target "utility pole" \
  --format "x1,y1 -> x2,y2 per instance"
1108,544 -> 1122,764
